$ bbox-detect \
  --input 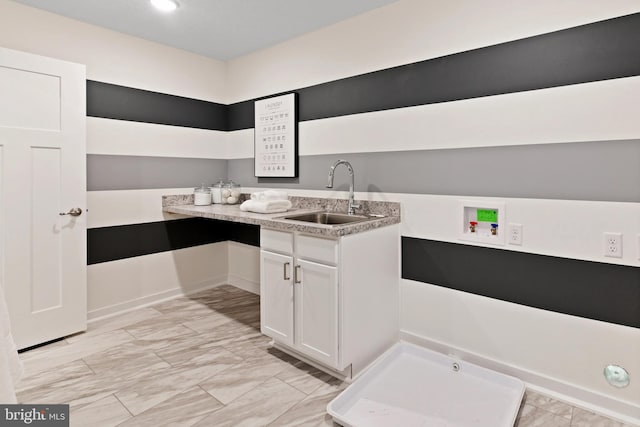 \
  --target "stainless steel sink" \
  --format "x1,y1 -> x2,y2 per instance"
282,212 -> 371,225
